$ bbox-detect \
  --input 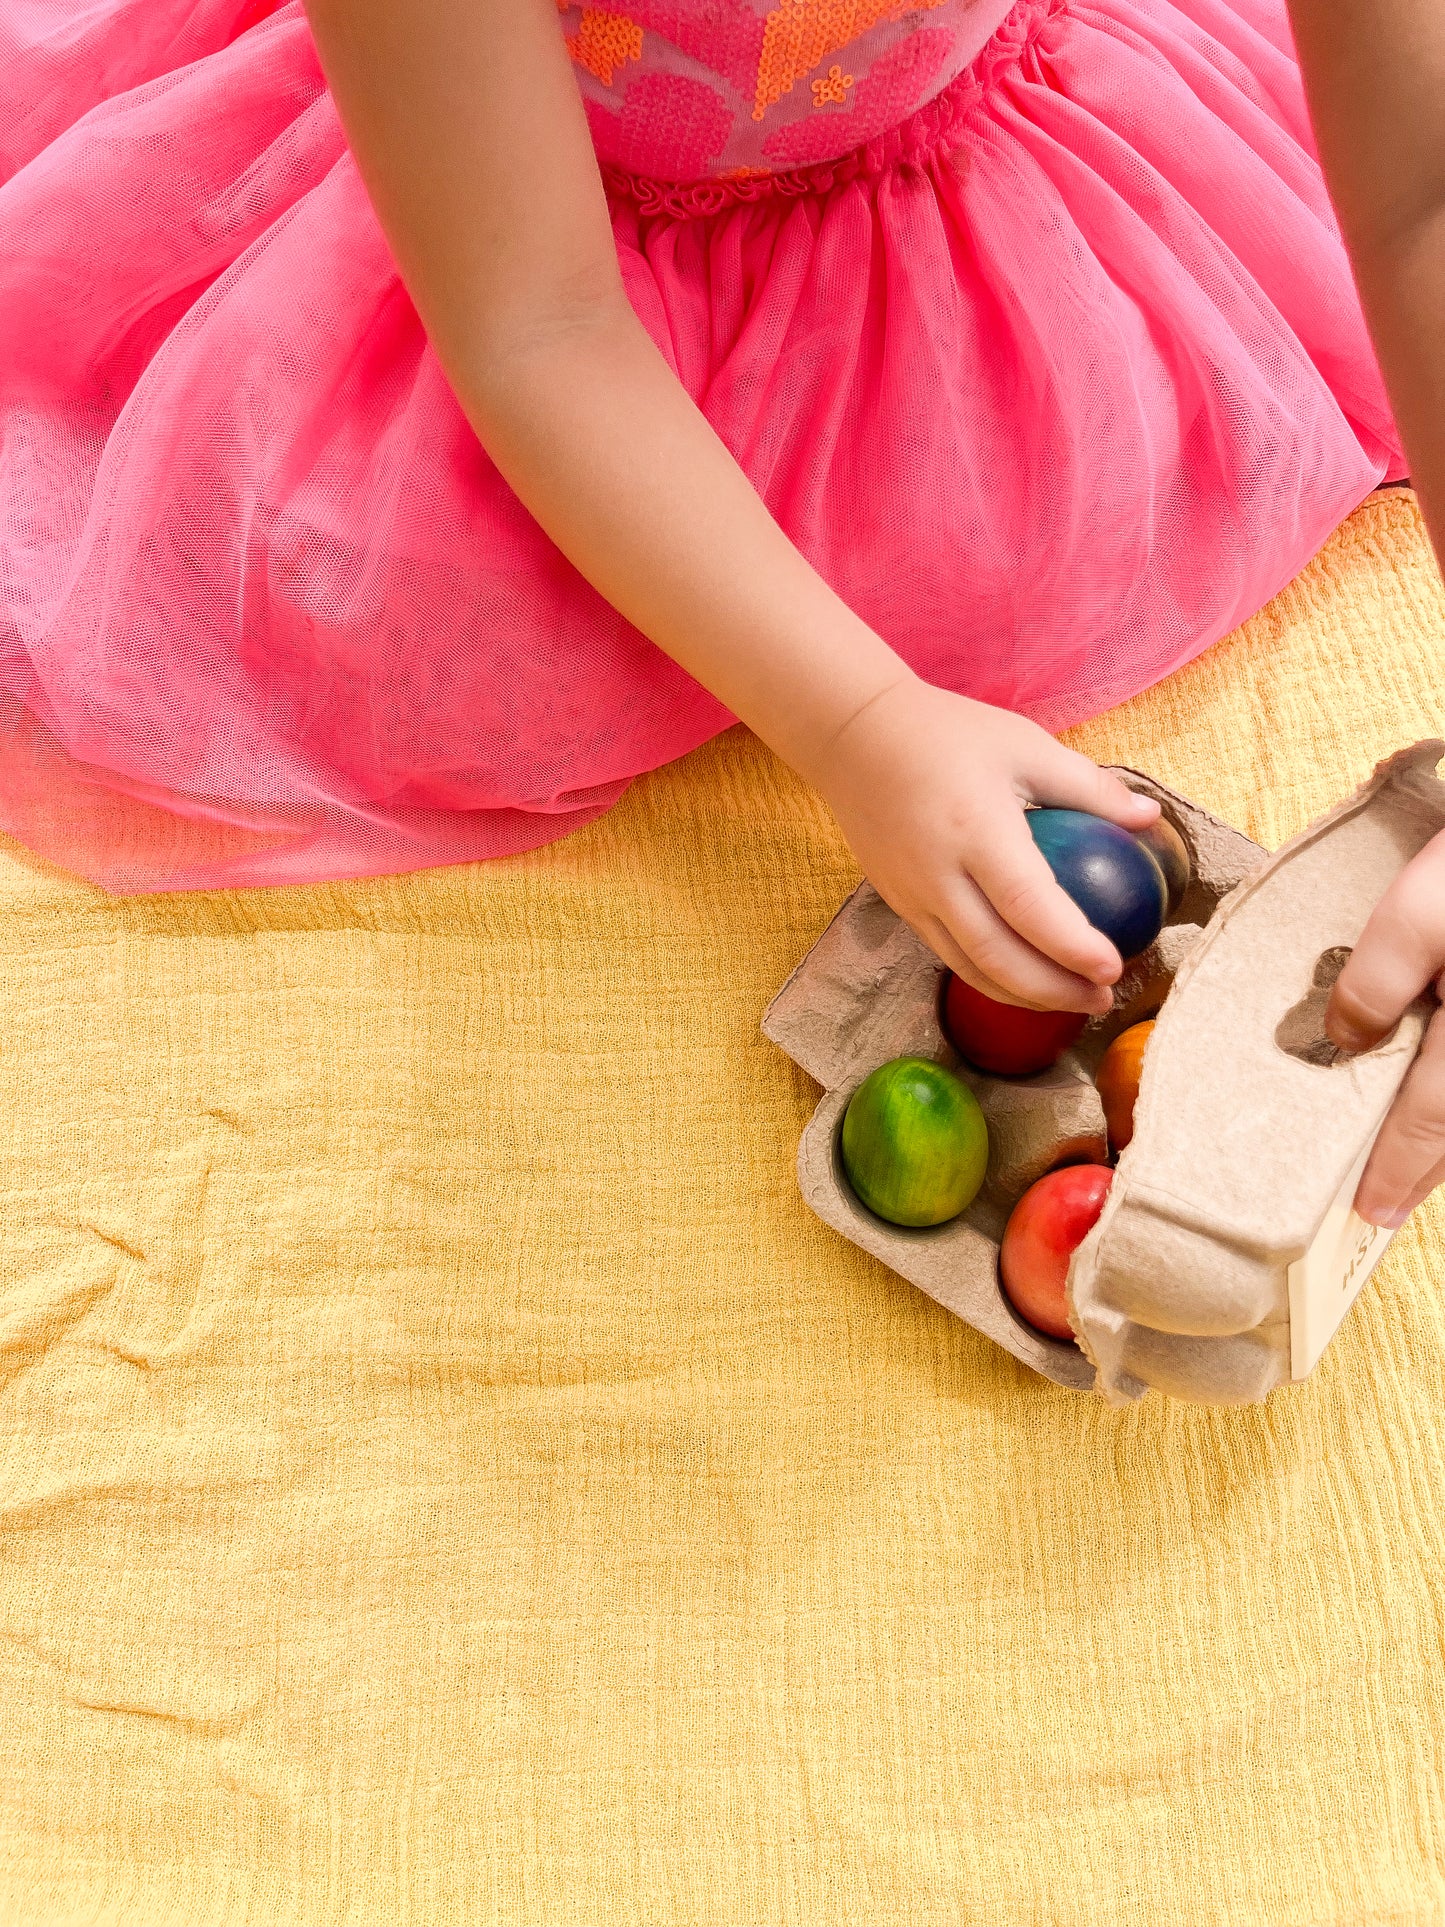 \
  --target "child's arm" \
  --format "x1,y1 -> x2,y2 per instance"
1287,0 -> 1445,556
302,0 -> 1157,1016
1289,0 -> 1445,1223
